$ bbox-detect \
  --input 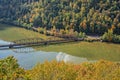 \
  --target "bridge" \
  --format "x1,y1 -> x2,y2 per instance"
0,37 -> 83,49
